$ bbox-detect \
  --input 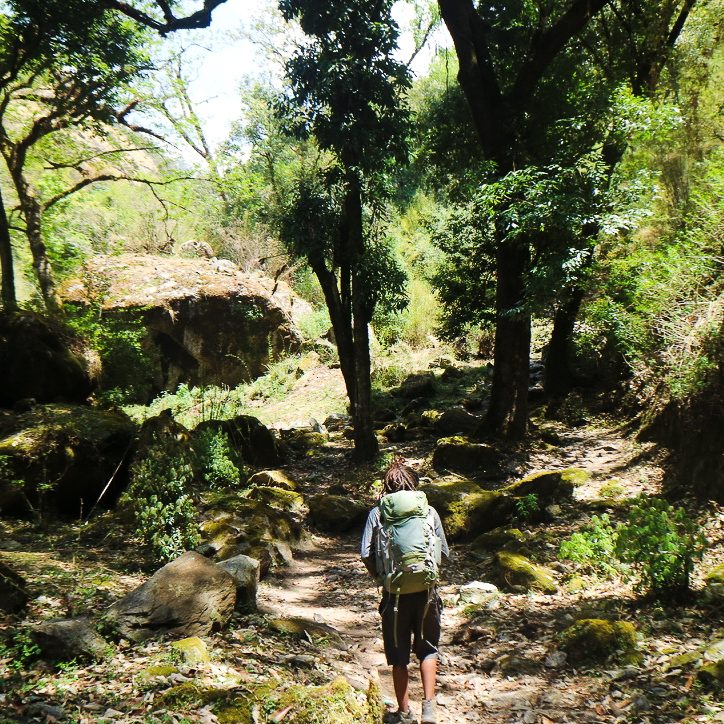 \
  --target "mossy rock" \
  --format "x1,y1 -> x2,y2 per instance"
495,551 -> 557,594
268,617 -> 346,650
0,404 -> 136,516
308,494 -> 368,532
697,659 -> 724,689
431,436 -> 504,476
422,480 -> 512,540
137,664 -> 179,683
246,486 -> 307,517
471,527 -> 527,552
505,468 -> 588,503
171,636 -> 210,665
214,676 -> 376,724
704,563 -> 724,602
560,619 -> 640,665
281,428 -> 328,451
247,469 -> 297,491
